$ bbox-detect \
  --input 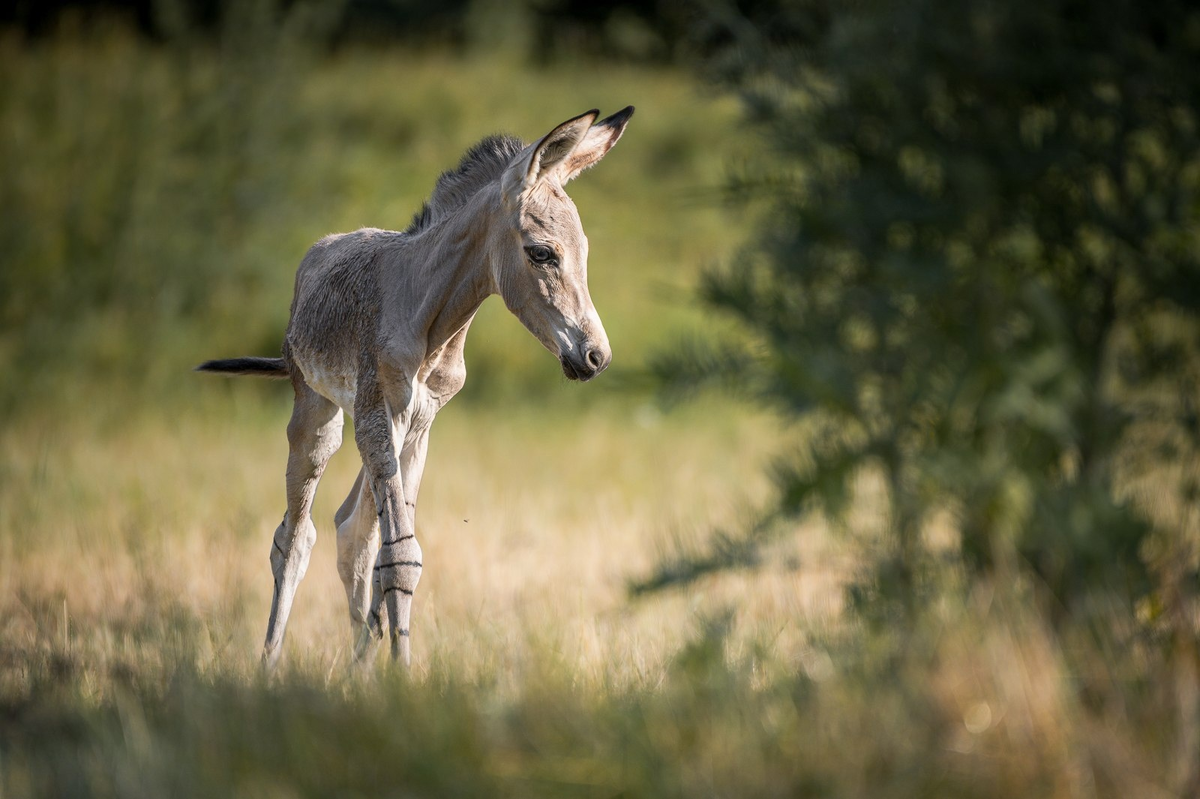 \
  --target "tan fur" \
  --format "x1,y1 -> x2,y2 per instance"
203,108 -> 634,669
